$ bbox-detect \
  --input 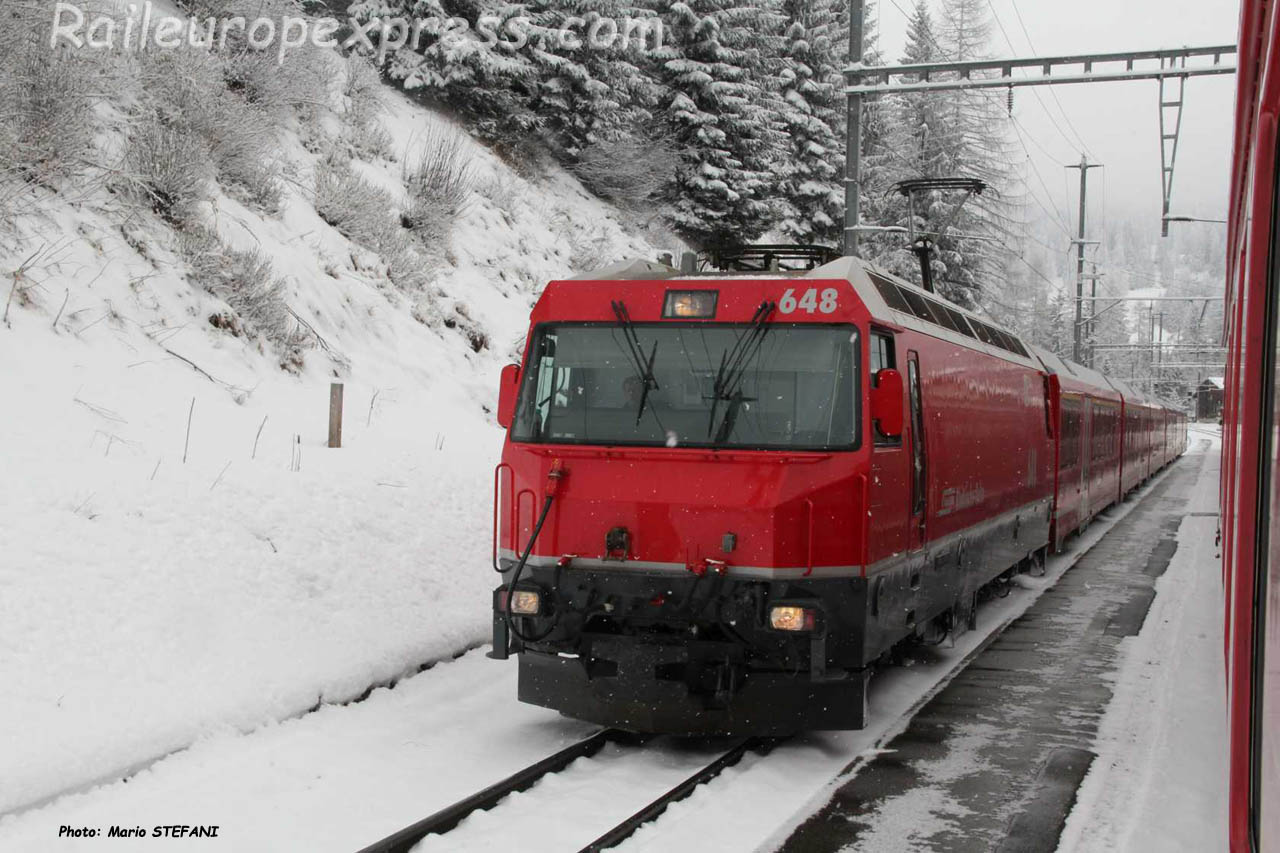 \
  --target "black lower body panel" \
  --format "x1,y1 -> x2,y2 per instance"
518,642 -> 868,736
